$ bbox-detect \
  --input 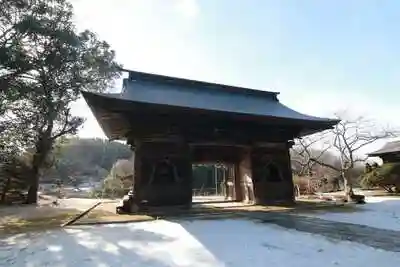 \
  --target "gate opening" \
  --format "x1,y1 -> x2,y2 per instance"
192,163 -> 236,203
